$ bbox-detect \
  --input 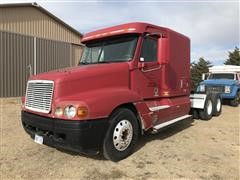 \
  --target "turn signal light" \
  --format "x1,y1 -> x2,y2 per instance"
77,107 -> 88,118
